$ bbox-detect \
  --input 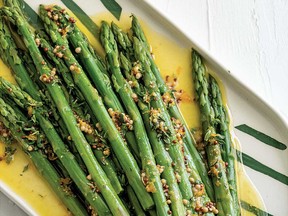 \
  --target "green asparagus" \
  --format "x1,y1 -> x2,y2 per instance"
37,35 -> 124,194
49,5 -> 141,161
192,49 -> 235,215
38,5 -> 153,211
111,22 -> 134,61
100,21 -> 170,216
10,33 -> 90,174
131,16 -> 214,200
0,18 -> 41,100
126,186 -> 146,216
112,22 -> 214,209
209,75 -> 240,215
0,78 -> 112,215
1,6 -> 128,215
0,2 -> 243,215
133,37 -> 194,206
120,52 -> 186,216
0,97 -> 88,216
